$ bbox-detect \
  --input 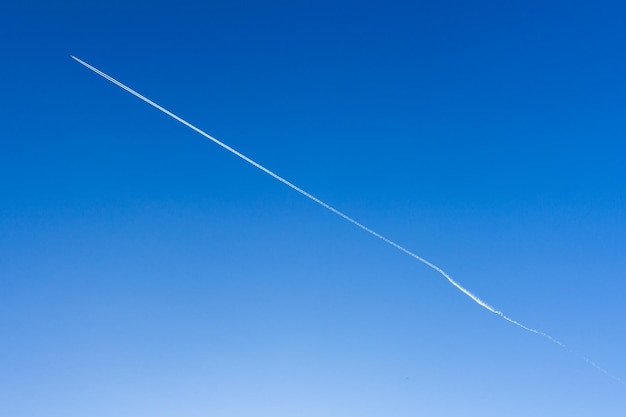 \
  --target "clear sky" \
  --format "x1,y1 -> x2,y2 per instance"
1,1 -> 625,415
